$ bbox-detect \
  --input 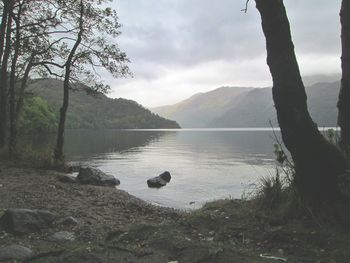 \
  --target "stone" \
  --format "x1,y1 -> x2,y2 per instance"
57,216 -> 78,227
57,174 -> 77,184
0,208 -> 56,234
147,171 -> 172,188
0,245 -> 33,261
51,231 -> 76,242
147,177 -> 167,188
159,171 -> 171,182
77,167 -> 120,187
